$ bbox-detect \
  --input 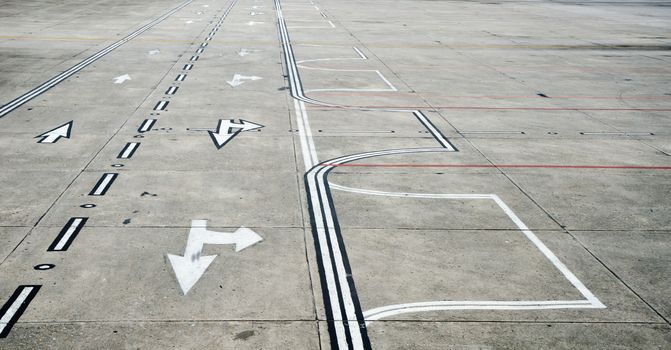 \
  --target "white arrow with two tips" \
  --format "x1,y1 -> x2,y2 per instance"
113,74 -> 131,84
226,74 -> 262,87
208,119 -> 264,149
36,121 -> 73,144
168,220 -> 263,295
